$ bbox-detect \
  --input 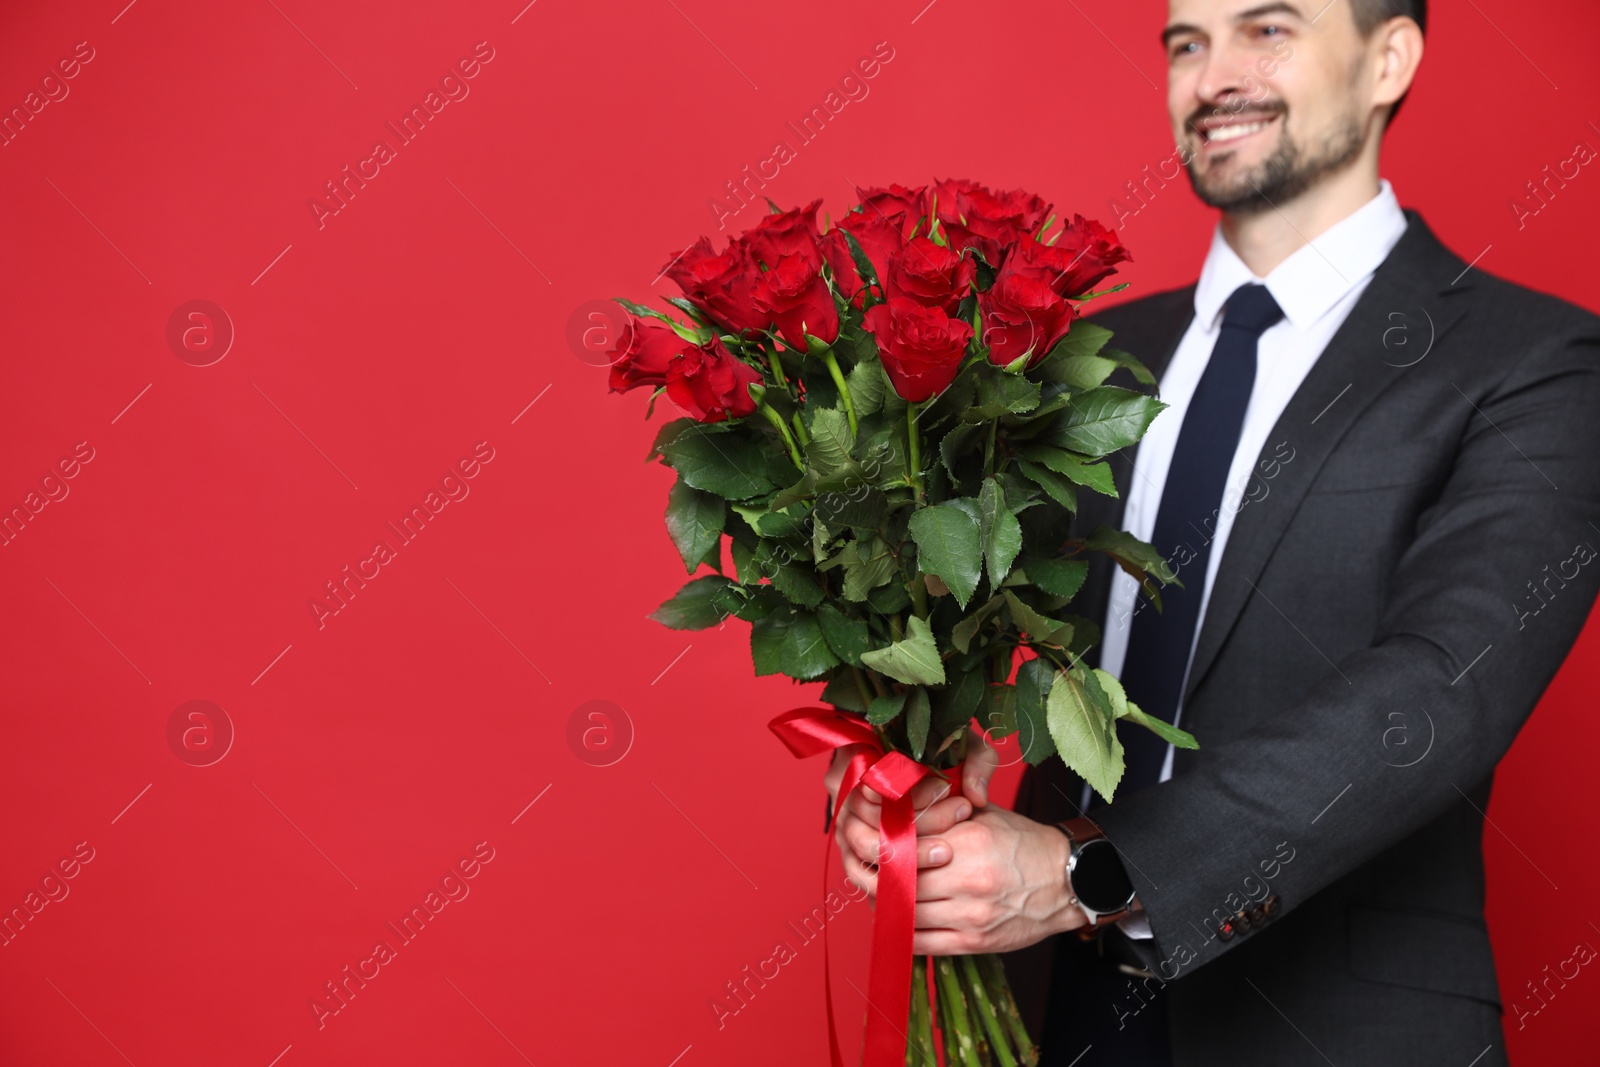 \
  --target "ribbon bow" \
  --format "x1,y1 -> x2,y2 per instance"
769,706 -> 958,1067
